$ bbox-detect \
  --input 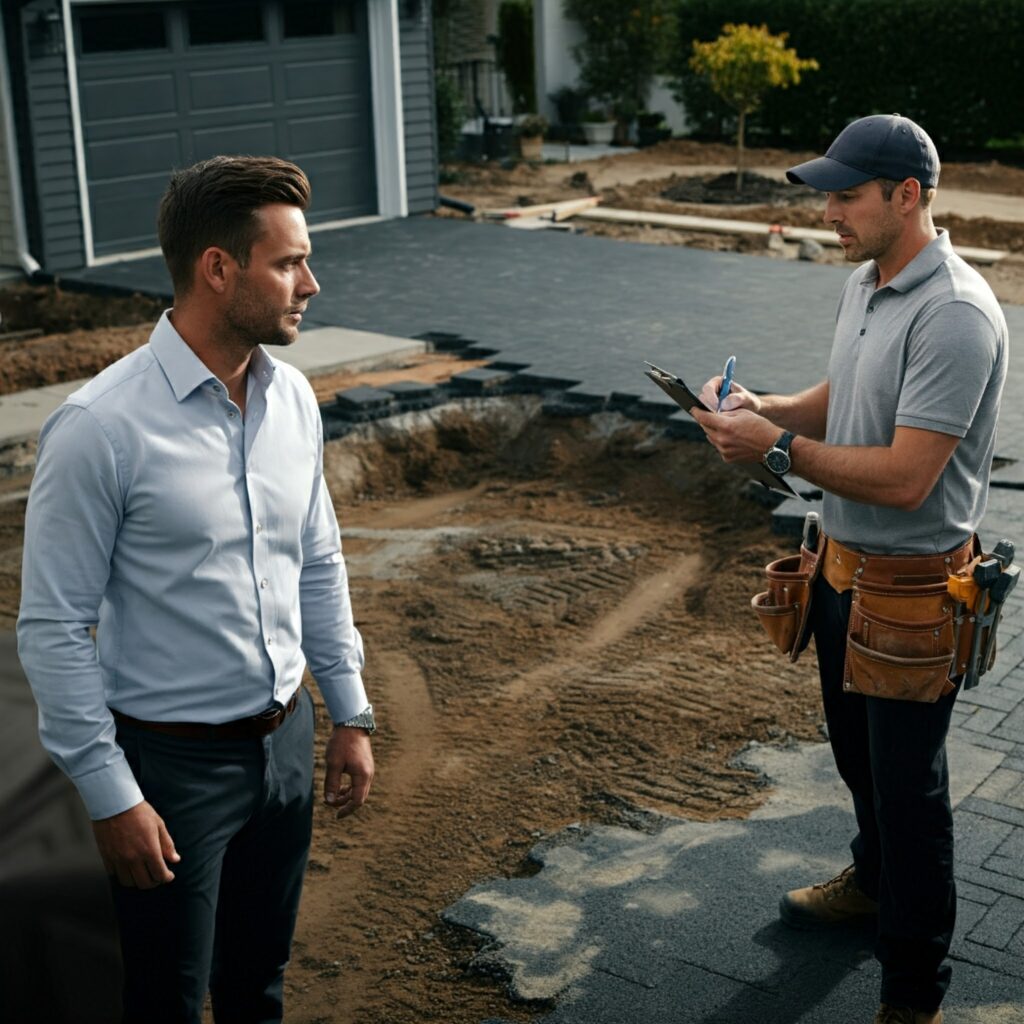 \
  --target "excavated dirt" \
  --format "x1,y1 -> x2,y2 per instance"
0,398 -> 822,1024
